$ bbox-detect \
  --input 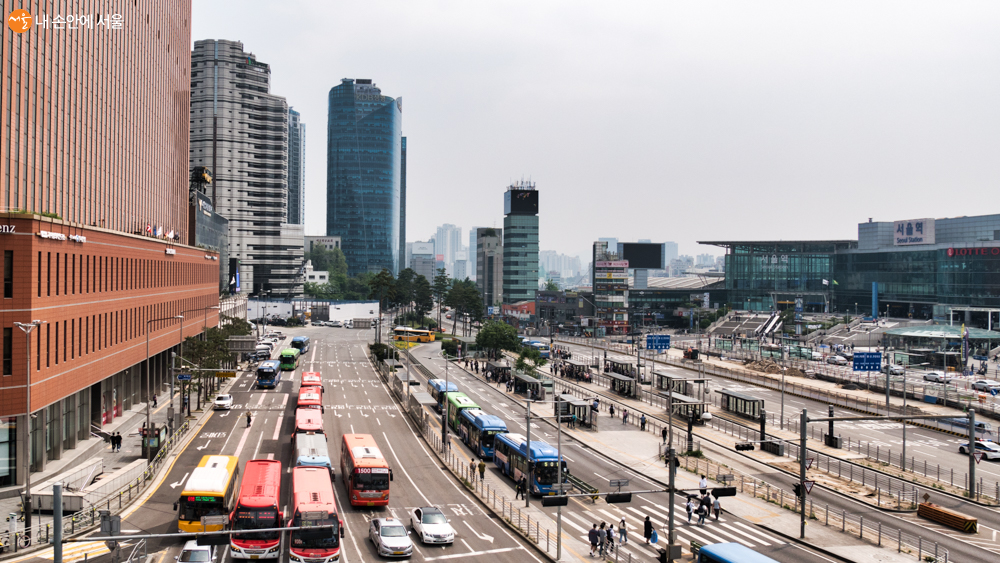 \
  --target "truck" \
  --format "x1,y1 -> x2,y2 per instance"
351,318 -> 375,329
